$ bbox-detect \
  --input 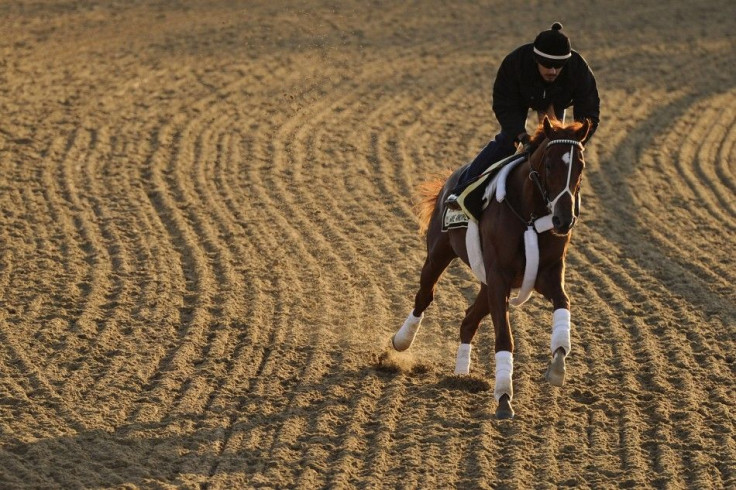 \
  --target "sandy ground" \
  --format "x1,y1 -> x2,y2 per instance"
0,0 -> 735,488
